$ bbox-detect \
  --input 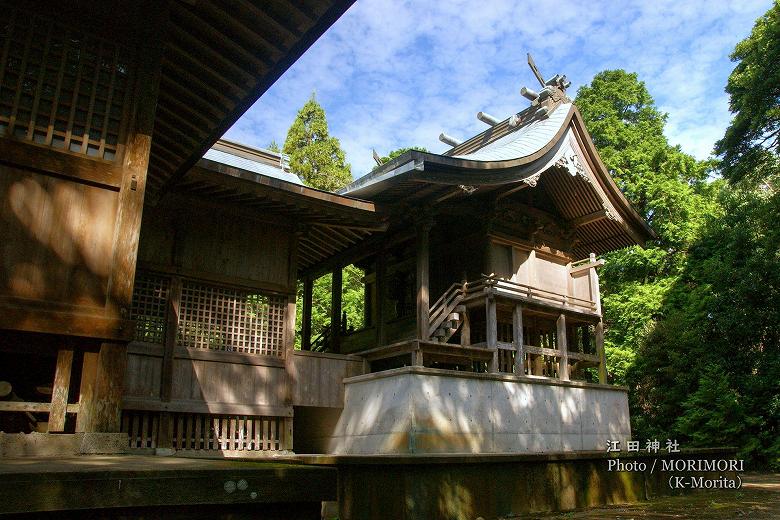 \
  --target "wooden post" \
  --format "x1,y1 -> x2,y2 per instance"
302,277 -> 313,351
416,223 -> 431,340
285,232 -> 299,355
330,267 -> 342,353
76,342 -> 127,433
161,277 -> 181,402
460,307 -> 471,346
375,254 -> 387,347
596,320 -> 606,384
589,253 -> 602,315
557,314 -> 569,381
486,294 -> 498,373
512,305 -> 524,376
104,4 -> 165,324
48,348 -> 74,432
